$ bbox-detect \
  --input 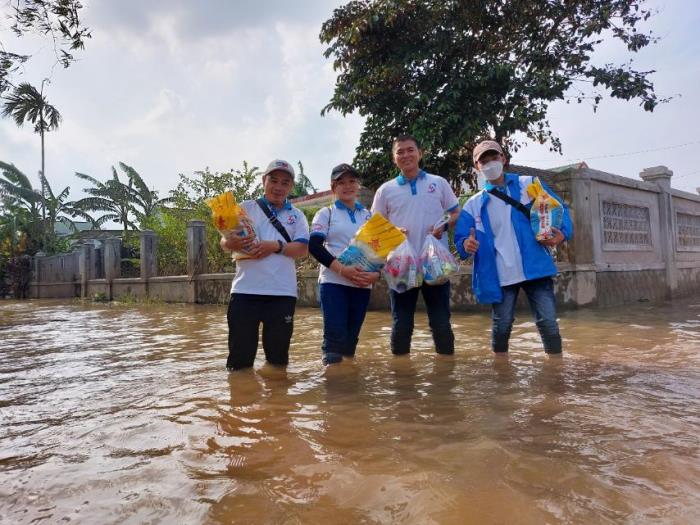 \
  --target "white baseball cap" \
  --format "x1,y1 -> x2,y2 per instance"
263,159 -> 295,179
